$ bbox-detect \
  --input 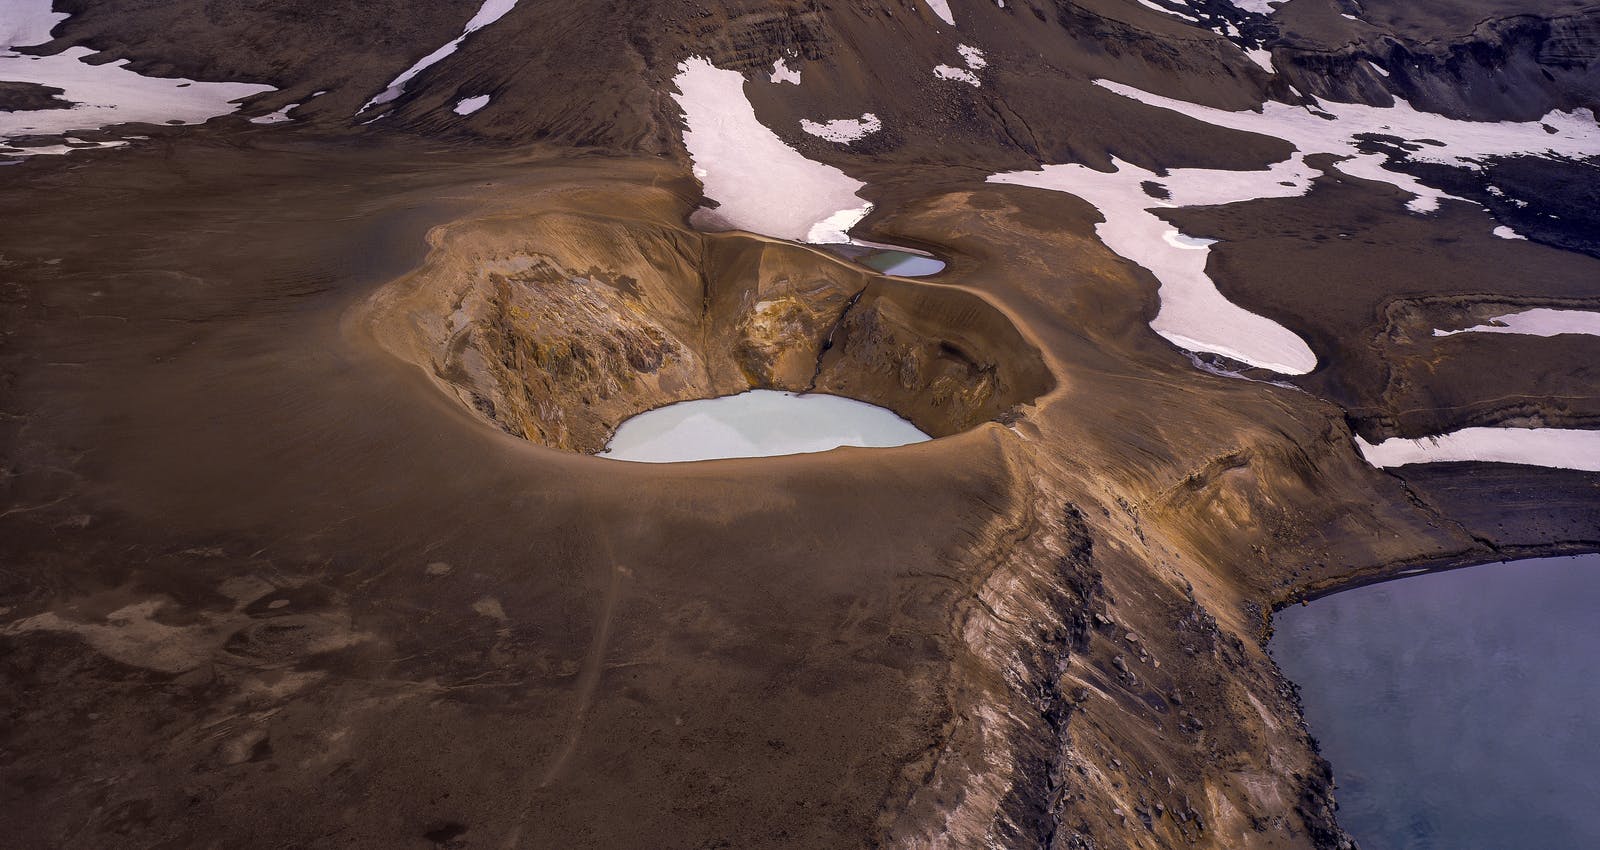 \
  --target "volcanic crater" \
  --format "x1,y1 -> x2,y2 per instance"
3,0 -> 1599,847
367,208 -> 1054,455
